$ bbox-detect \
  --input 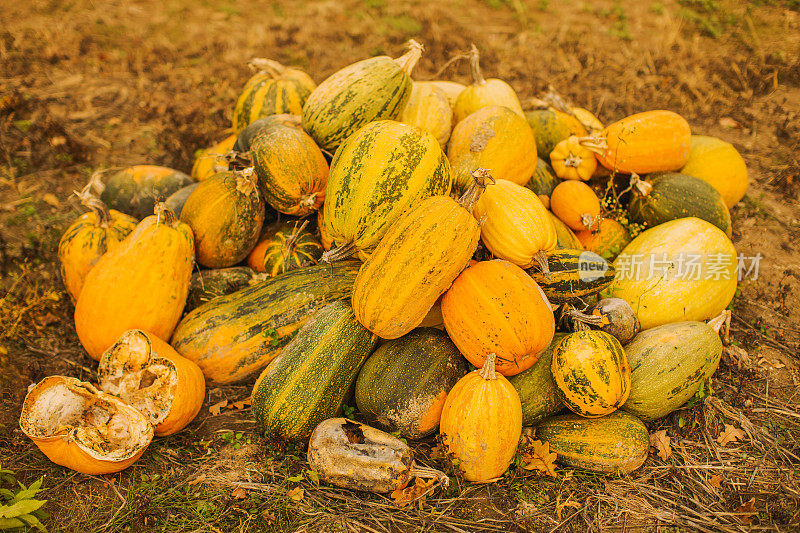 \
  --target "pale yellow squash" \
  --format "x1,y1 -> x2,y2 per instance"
680,135 -> 748,208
